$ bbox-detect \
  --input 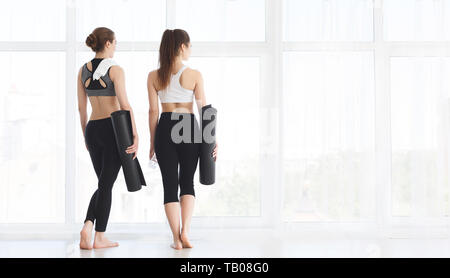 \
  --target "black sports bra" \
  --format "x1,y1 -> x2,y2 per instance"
81,58 -> 116,96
